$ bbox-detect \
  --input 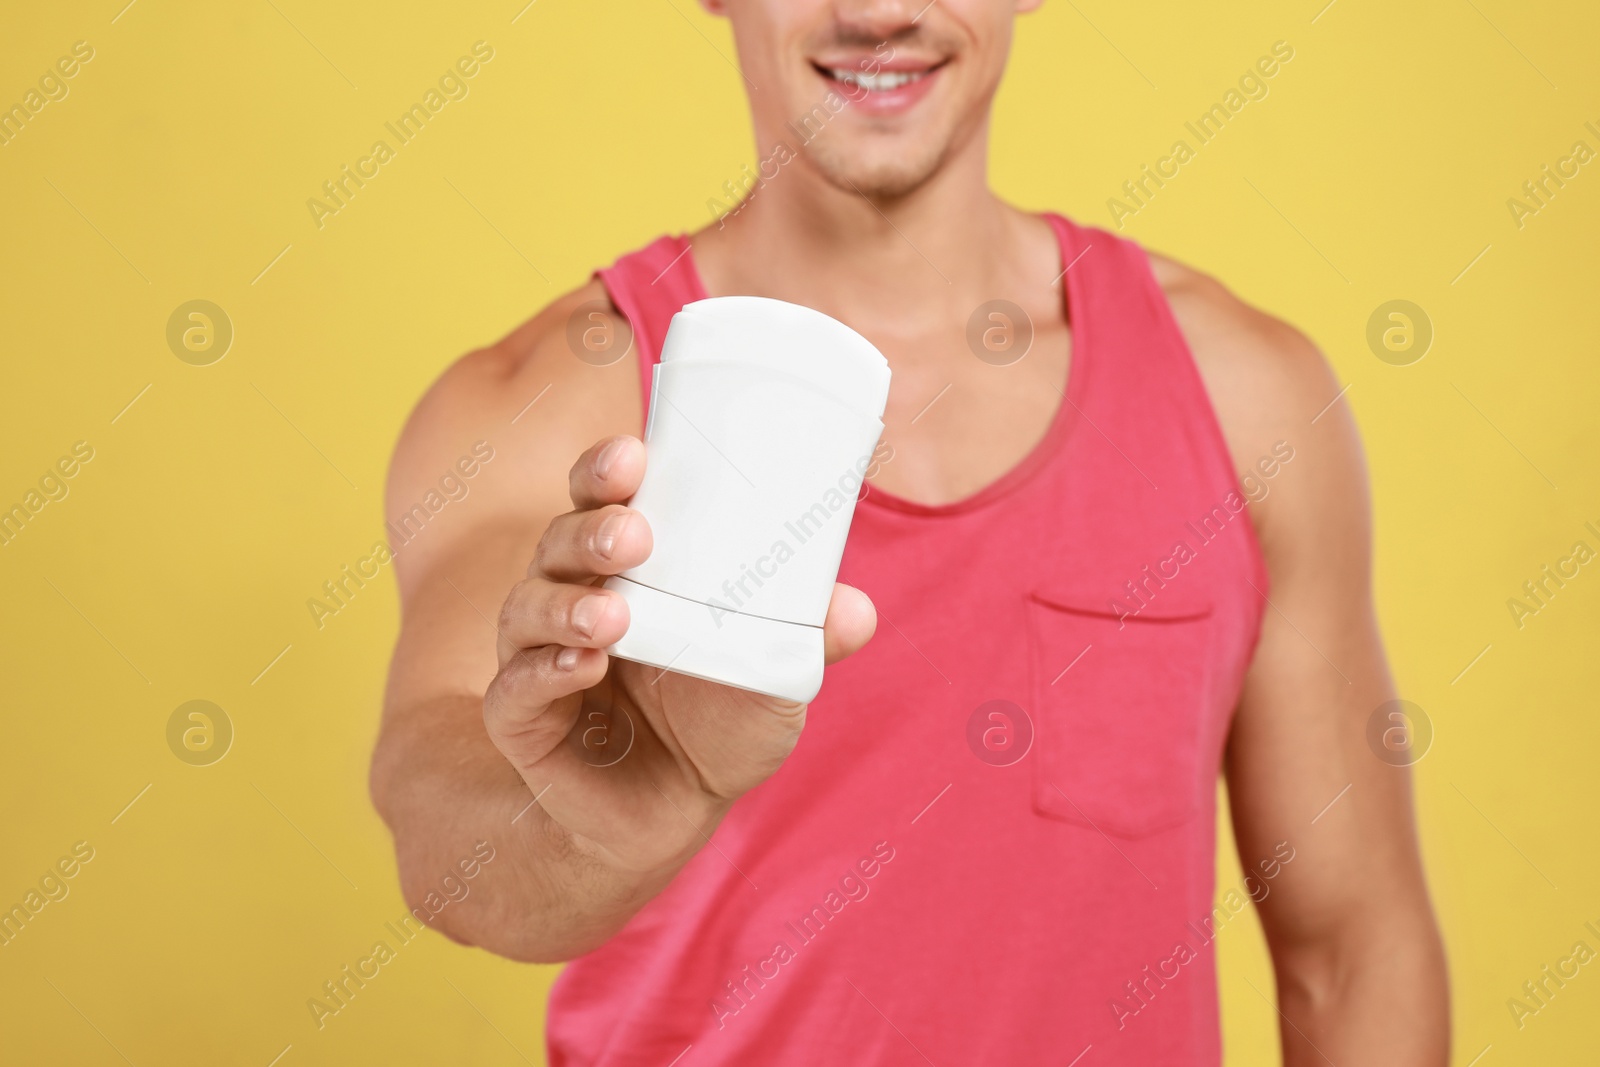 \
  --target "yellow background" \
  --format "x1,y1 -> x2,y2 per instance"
2,0 -> 1596,1063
